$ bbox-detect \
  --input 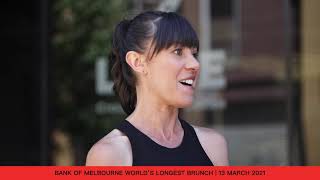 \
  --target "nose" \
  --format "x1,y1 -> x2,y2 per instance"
185,54 -> 200,72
